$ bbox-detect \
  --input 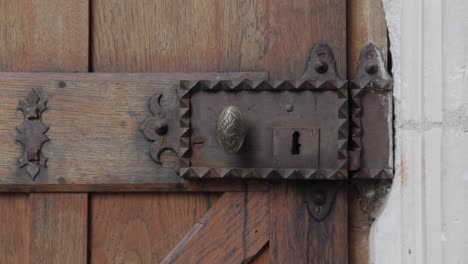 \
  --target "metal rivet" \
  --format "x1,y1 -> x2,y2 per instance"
312,190 -> 327,206
314,62 -> 329,74
365,62 -> 378,75
155,120 -> 168,136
